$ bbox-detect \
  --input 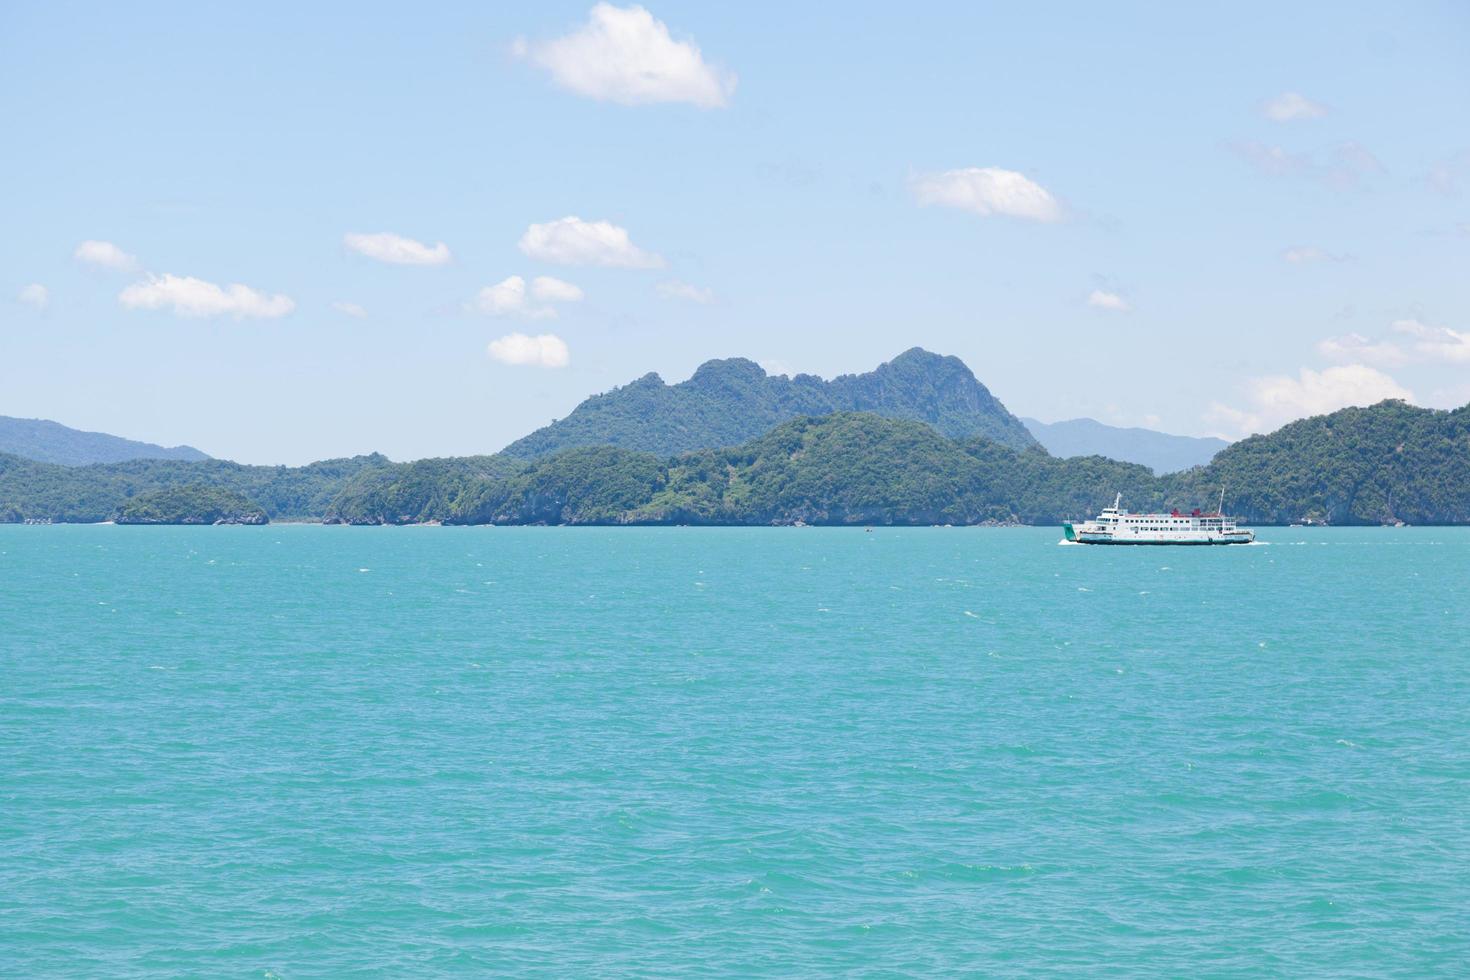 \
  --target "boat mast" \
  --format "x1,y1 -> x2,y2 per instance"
1218,486 -> 1225,516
